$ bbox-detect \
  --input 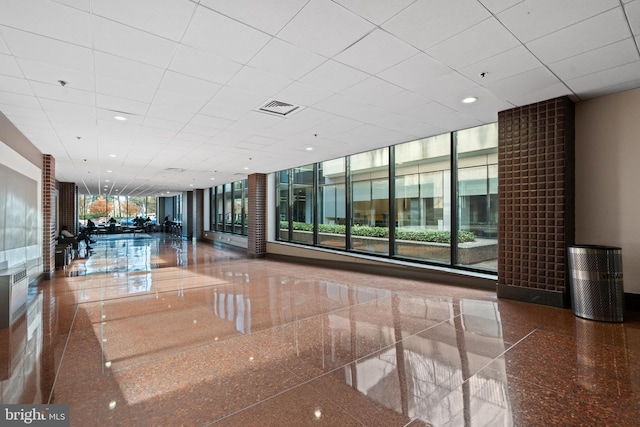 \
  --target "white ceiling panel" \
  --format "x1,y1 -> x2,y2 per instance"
181,6 -> 271,64
1,1 -> 639,194
334,29 -> 418,75
0,75 -> 33,96
2,28 -> 93,73
200,0 -> 306,35
526,8 -> 632,64
30,81 -> 94,106
248,38 -> 326,80
0,53 -> 22,77
92,0 -> 195,41
226,67 -> 293,98
277,0 -> 375,57
383,0 -> 491,50
497,0 -> 621,43
92,17 -> 178,68
458,46 -> 543,85
169,45 -> 243,86
427,18 -> 521,69
299,60 -> 368,93
333,0 -> 416,25
18,58 -> 95,91
0,0 -> 91,46
377,53 -> 453,91
549,39 -> 640,81
94,52 -> 164,88
626,0 -> 640,35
